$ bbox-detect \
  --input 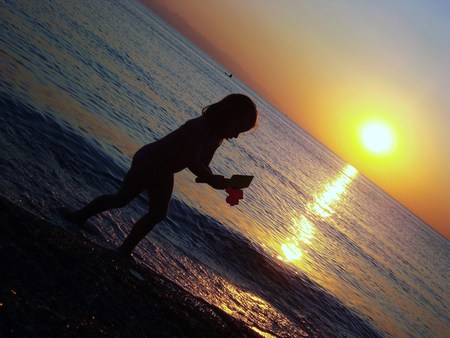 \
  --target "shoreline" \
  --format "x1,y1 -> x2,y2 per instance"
0,197 -> 259,337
